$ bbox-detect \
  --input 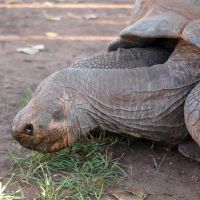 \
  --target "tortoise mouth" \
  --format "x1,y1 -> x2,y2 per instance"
12,129 -> 76,153
35,133 -> 77,153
